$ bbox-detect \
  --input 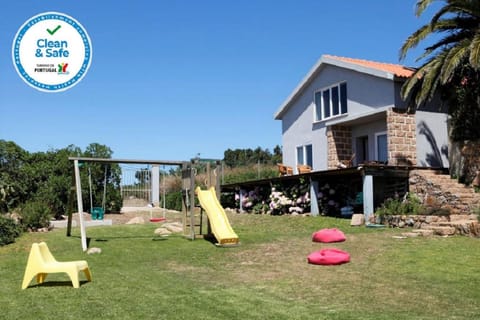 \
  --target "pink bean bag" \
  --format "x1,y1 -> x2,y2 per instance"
312,228 -> 346,243
307,248 -> 350,265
